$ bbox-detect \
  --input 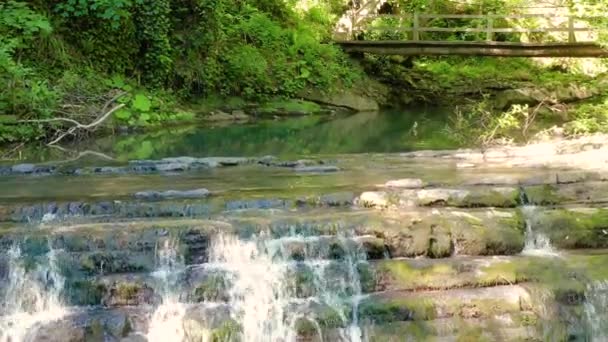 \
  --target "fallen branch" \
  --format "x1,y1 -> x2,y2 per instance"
45,103 -> 125,146
18,91 -> 127,146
